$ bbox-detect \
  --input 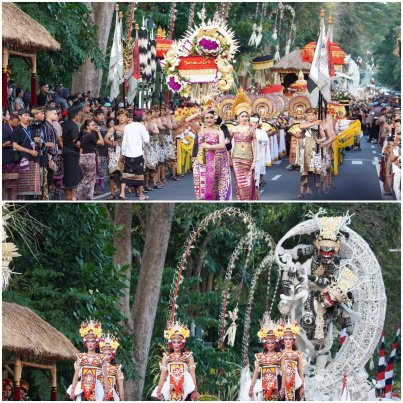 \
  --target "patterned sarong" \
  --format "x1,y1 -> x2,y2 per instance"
233,158 -> 257,200
76,153 -> 97,200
